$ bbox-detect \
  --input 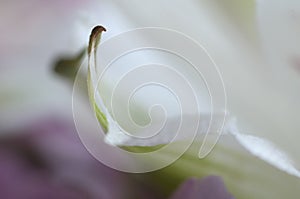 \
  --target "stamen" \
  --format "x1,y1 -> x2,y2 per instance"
88,25 -> 106,56
88,25 -> 106,76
